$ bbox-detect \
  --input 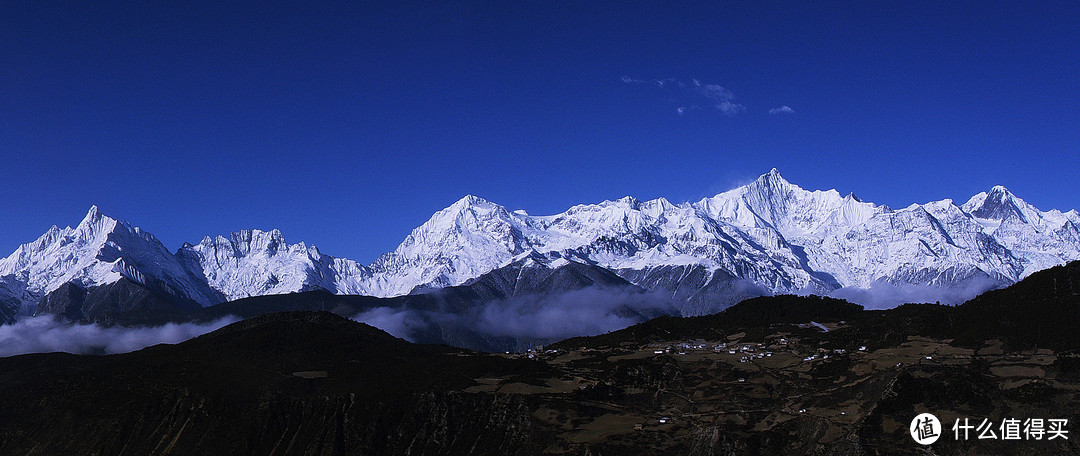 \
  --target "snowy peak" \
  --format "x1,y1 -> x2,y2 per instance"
5,170 -> 1080,322
179,227 -> 374,302
80,204 -> 106,228
411,195 -> 531,255
188,229 -> 295,265
605,196 -> 641,210
740,169 -> 798,211
452,193 -> 488,207
964,186 -> 1027,222
227,229 -> 289,256
961,185 -> 1076,233
439,194 -> 509,221
365,194 -> 537,296
367,171 -> 1078,310
407,194 -> 524,245
75,204 -> 118,242
0,206 -> 222,312
756,167 -> 792,189
0,205 -> 125,294
698,169 -> 879,239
